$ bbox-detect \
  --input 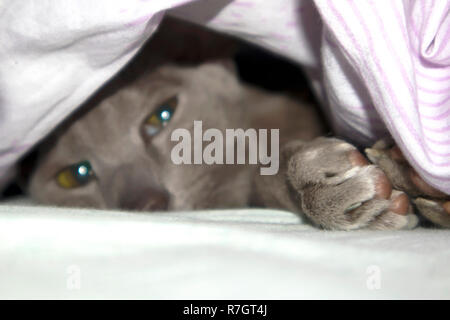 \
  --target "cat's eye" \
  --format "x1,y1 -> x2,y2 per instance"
56,160 -> 94,189
142,96 -> 178,137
